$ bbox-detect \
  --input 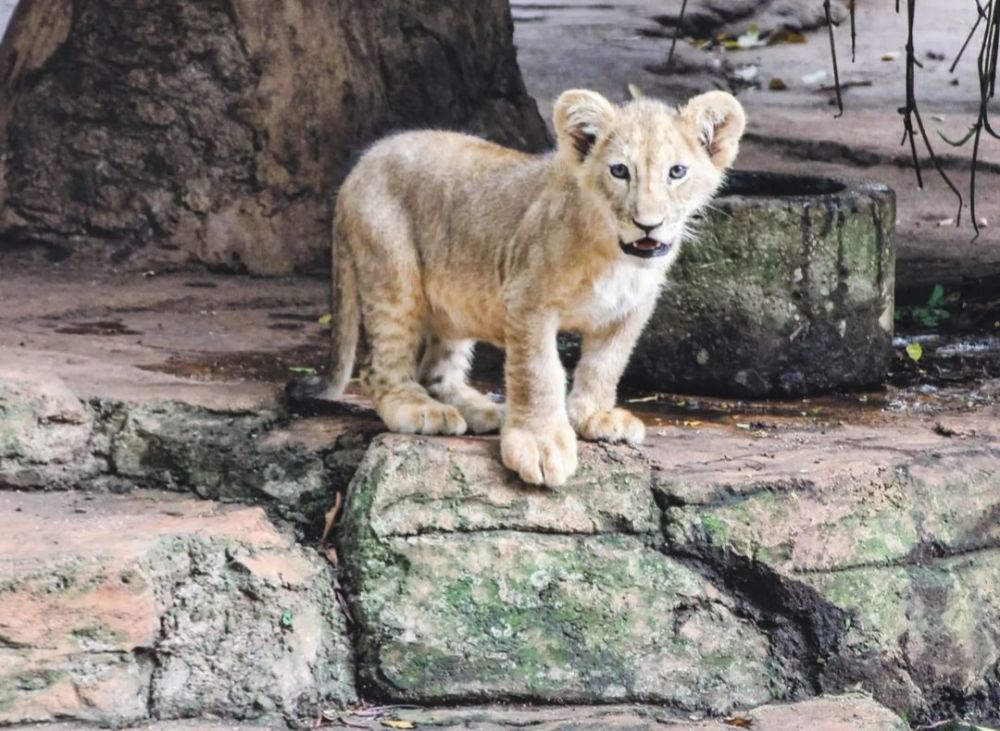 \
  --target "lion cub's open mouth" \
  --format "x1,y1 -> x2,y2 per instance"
619,237 -> 672,259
